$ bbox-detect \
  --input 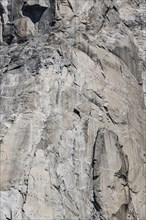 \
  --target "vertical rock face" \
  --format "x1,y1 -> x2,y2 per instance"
0,1 -> 146,220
